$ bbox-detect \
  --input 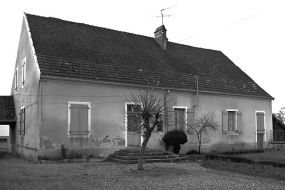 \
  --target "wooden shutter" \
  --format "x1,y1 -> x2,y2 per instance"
70,104 -> 79,134
237,111 -> 242,134
222,111 -> 228,134
79,105 -> 89,135
22,108 -> 25,135
167,108 -> 174,131
186,109 -> 194,134
19,110 -> 22,135
256,112 -> 265,132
